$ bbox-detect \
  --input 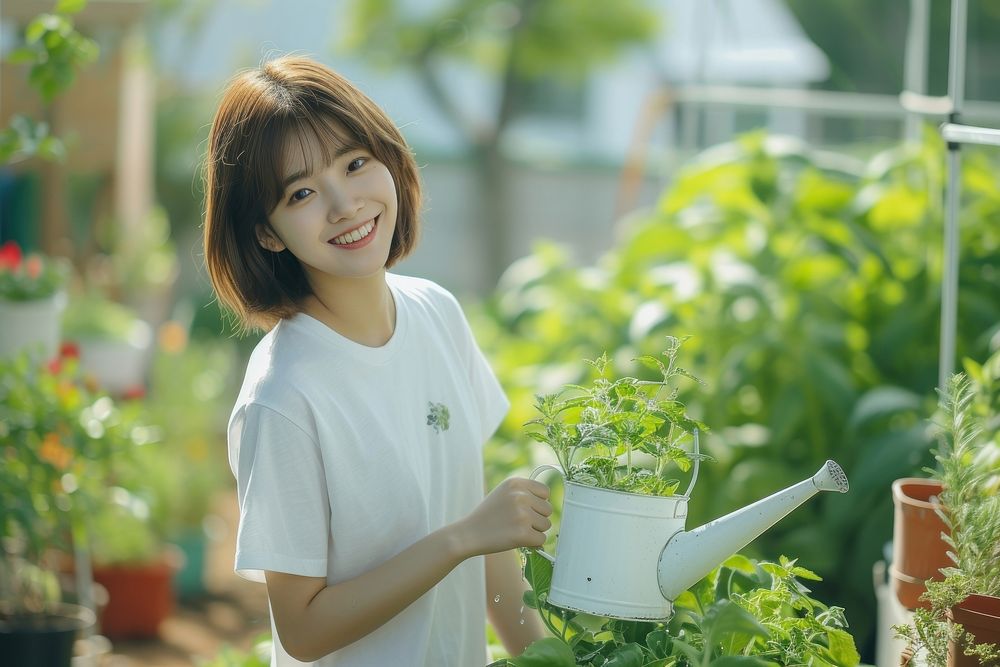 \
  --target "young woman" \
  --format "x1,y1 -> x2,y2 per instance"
203,56 -> 552,666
